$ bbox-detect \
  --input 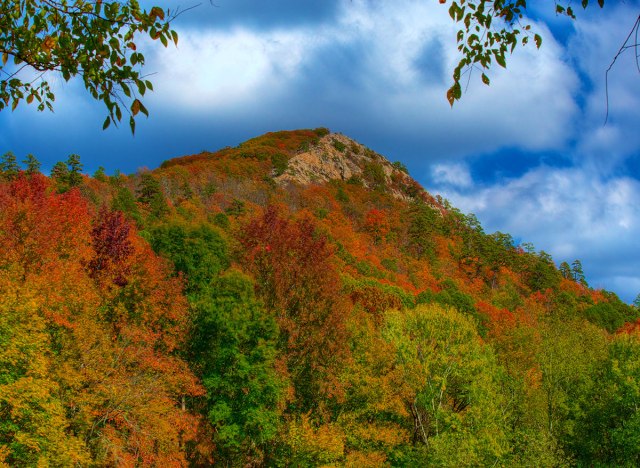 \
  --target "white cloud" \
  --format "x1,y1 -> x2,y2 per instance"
147,28 -> 310,109
144,0 -> 580,161
431,165 -> 640,302
431,163 -> 473,188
